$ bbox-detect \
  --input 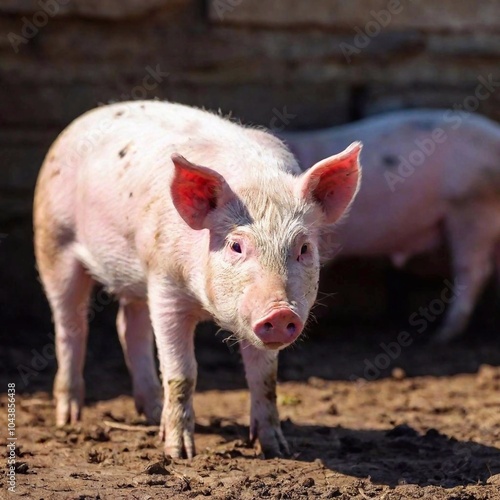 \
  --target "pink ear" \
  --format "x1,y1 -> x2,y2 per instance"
297,142 -> 362,224
170,154 -> 229,230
